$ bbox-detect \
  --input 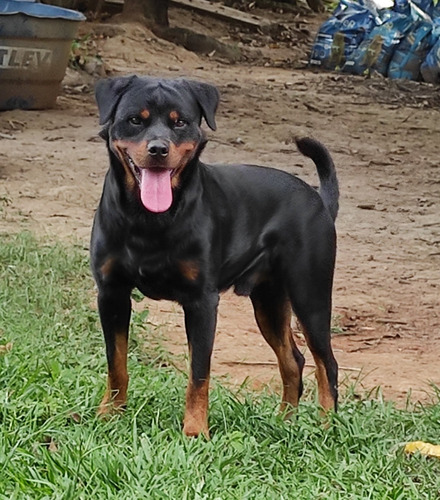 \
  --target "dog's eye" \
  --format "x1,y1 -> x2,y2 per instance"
128,116 -> 142,125
174,119 -> 187,128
